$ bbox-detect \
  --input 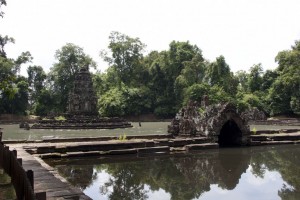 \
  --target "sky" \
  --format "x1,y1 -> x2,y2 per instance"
1,0 -> 300,76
